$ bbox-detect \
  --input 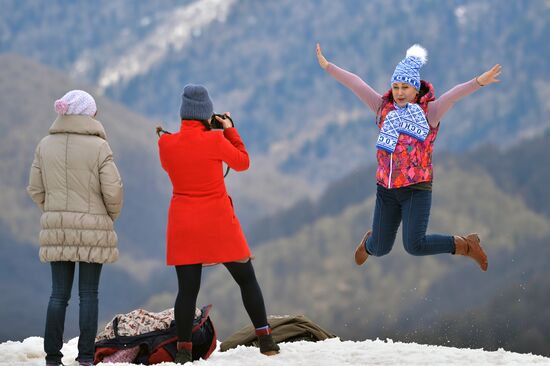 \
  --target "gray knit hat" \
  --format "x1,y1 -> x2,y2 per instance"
180,84 -> 213,121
